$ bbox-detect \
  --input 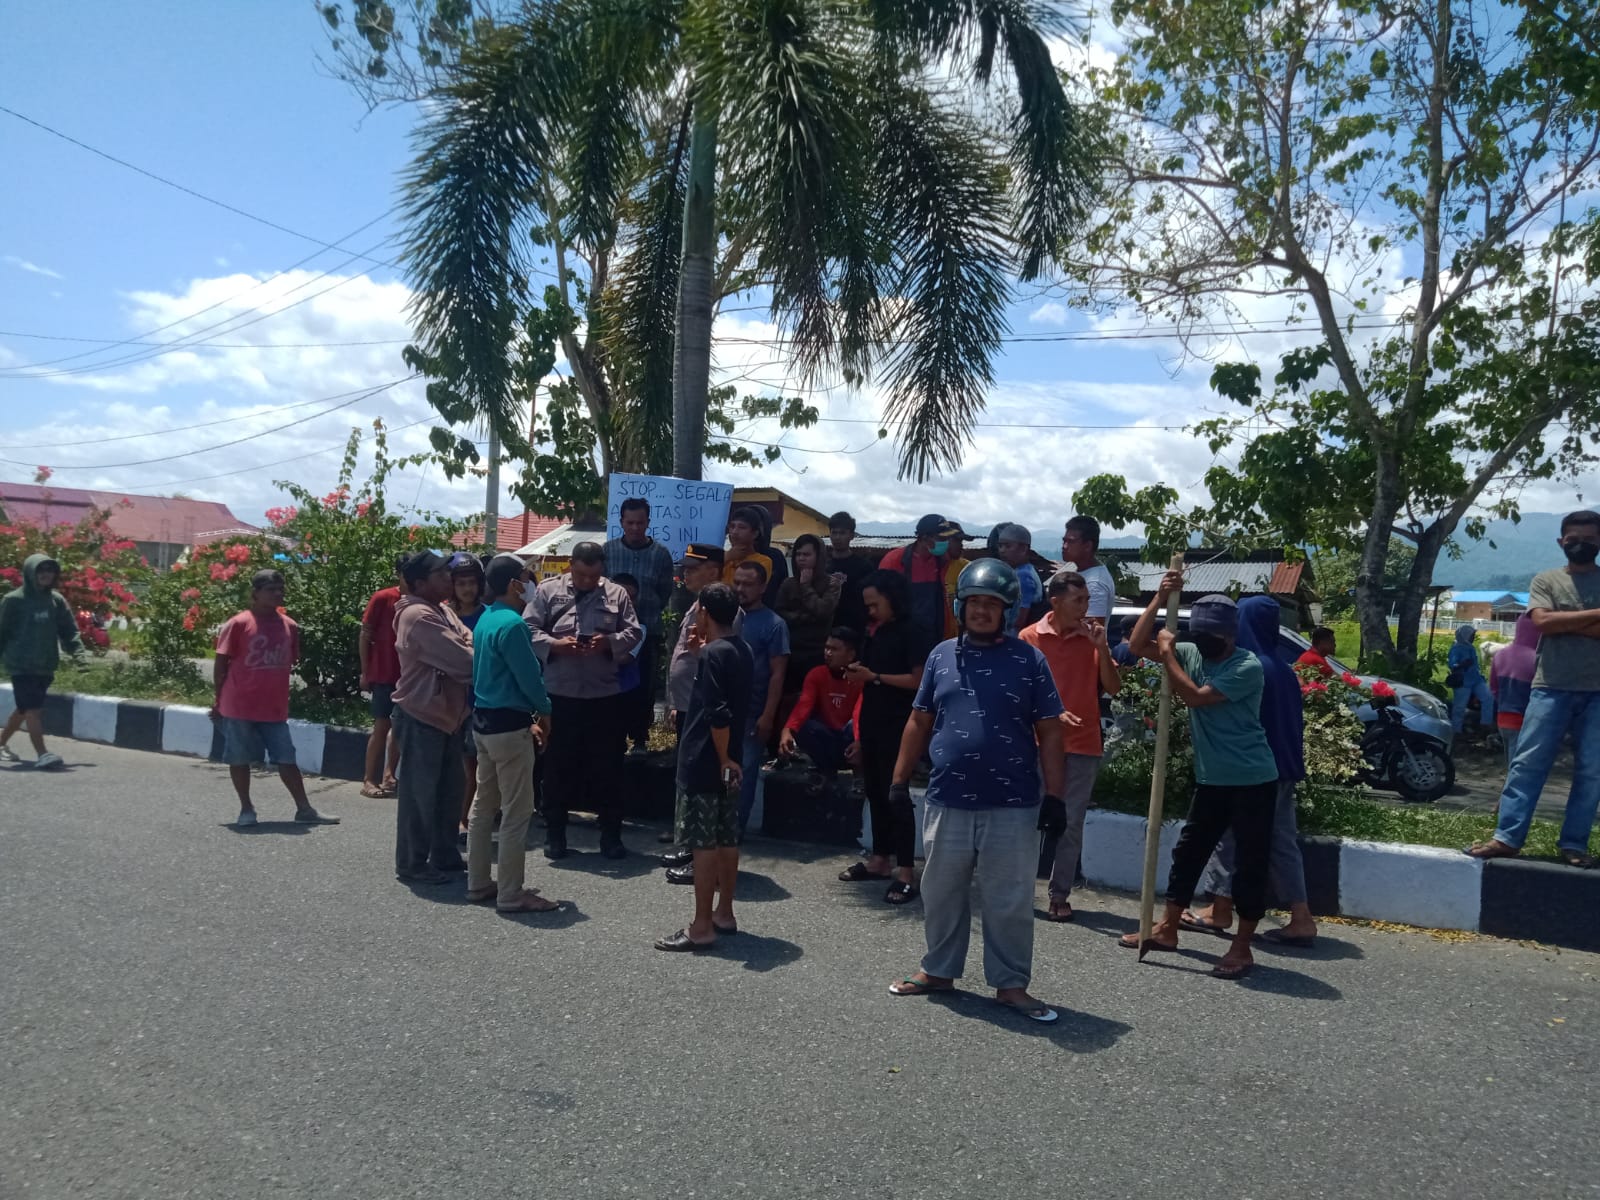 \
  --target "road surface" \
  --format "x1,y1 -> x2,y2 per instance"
3,741 -> 1597,1199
